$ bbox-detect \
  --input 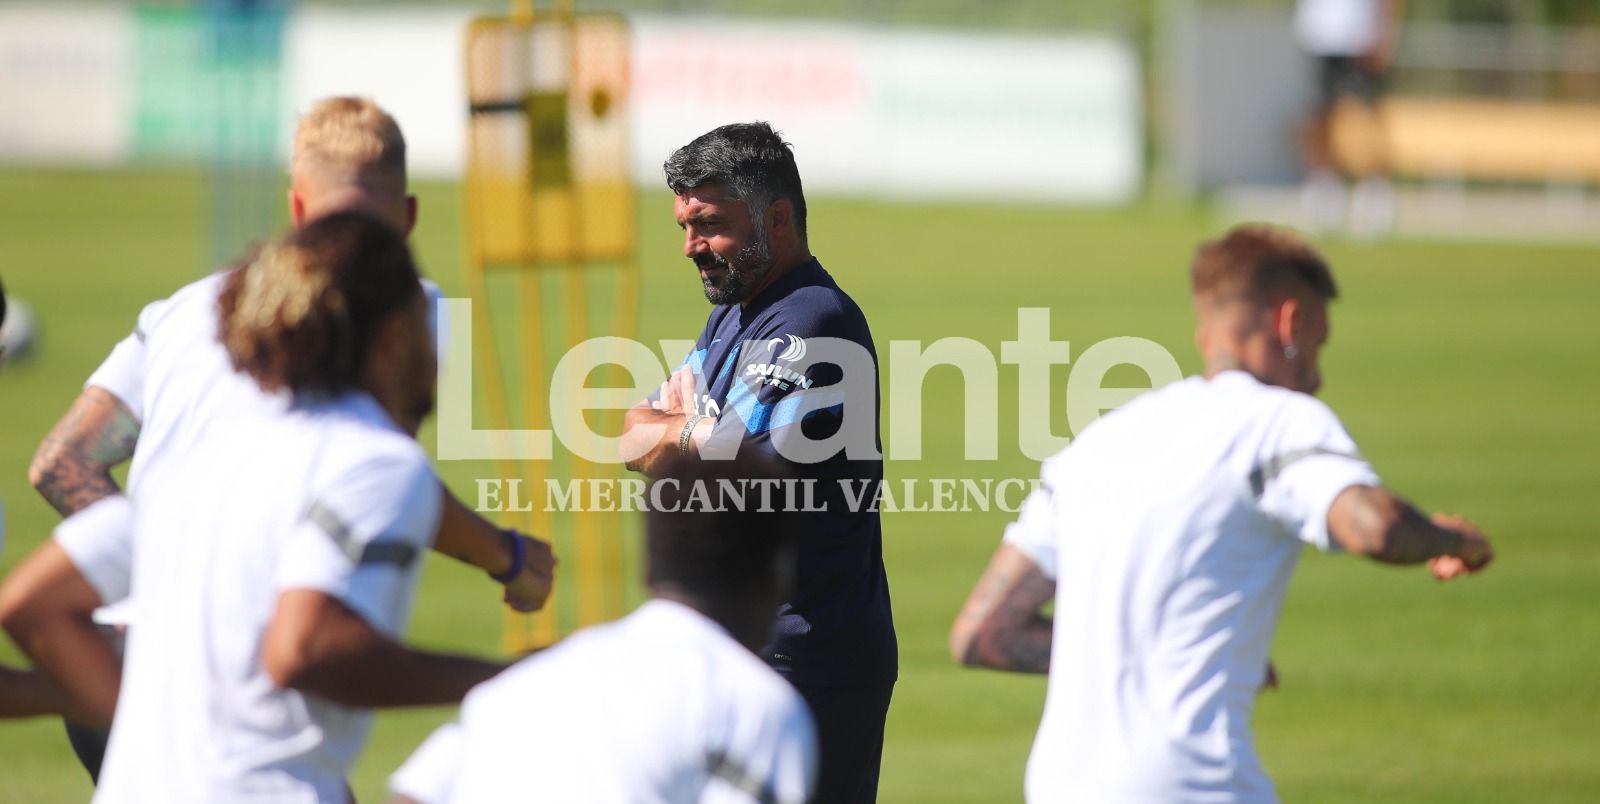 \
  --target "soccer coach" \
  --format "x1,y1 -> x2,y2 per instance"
621,122 -> 897,802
